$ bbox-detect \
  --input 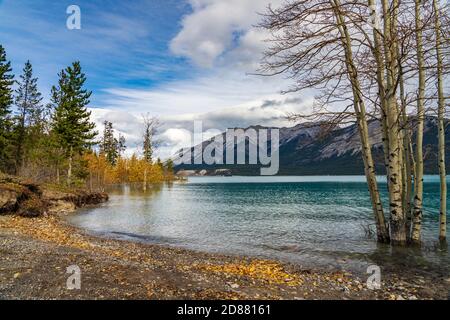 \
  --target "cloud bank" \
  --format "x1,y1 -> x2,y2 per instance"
169,0 -> 280,68
91,95 -> 313,160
